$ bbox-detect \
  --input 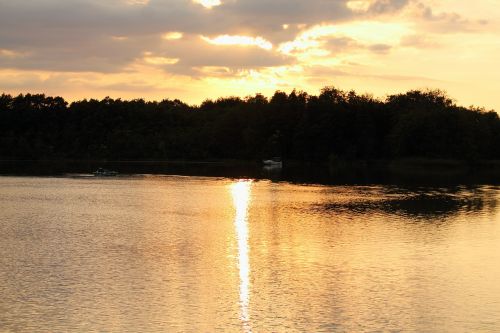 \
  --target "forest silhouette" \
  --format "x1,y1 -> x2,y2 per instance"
0,87 -> 498,163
